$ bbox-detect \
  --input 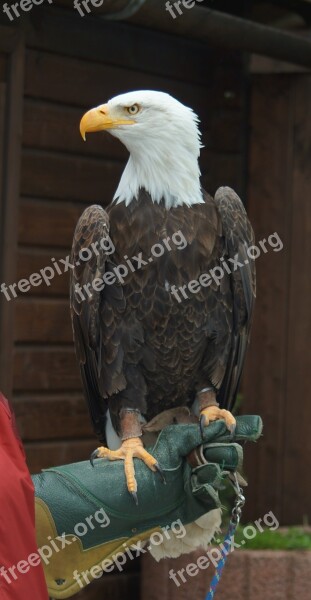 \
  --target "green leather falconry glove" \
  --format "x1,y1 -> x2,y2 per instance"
32,414 -> 262,599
